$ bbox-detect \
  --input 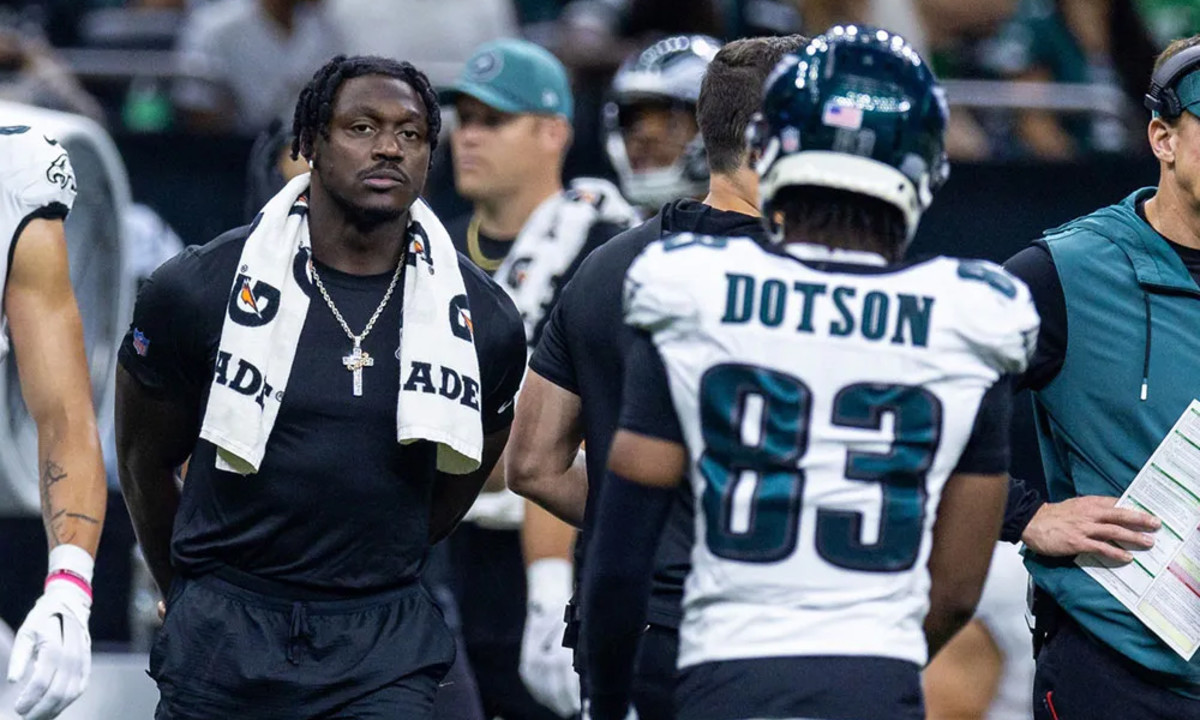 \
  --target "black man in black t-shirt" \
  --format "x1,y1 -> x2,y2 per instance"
116,56 -> 526,720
